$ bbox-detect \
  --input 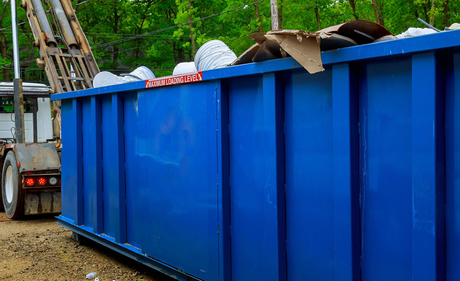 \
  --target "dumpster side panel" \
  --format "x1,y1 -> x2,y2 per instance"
228,73 -> 287,280
411,52 -> 445,281
61,99 -> 79,222
82,98 -> 95,229
228,75 -> 266,280
138,82 -> 219,280
284,69 -> 334,281
101,94 -> 117,239
124,92 -> 143,249
446,51 -> 460,280
359,58 -> 413,280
